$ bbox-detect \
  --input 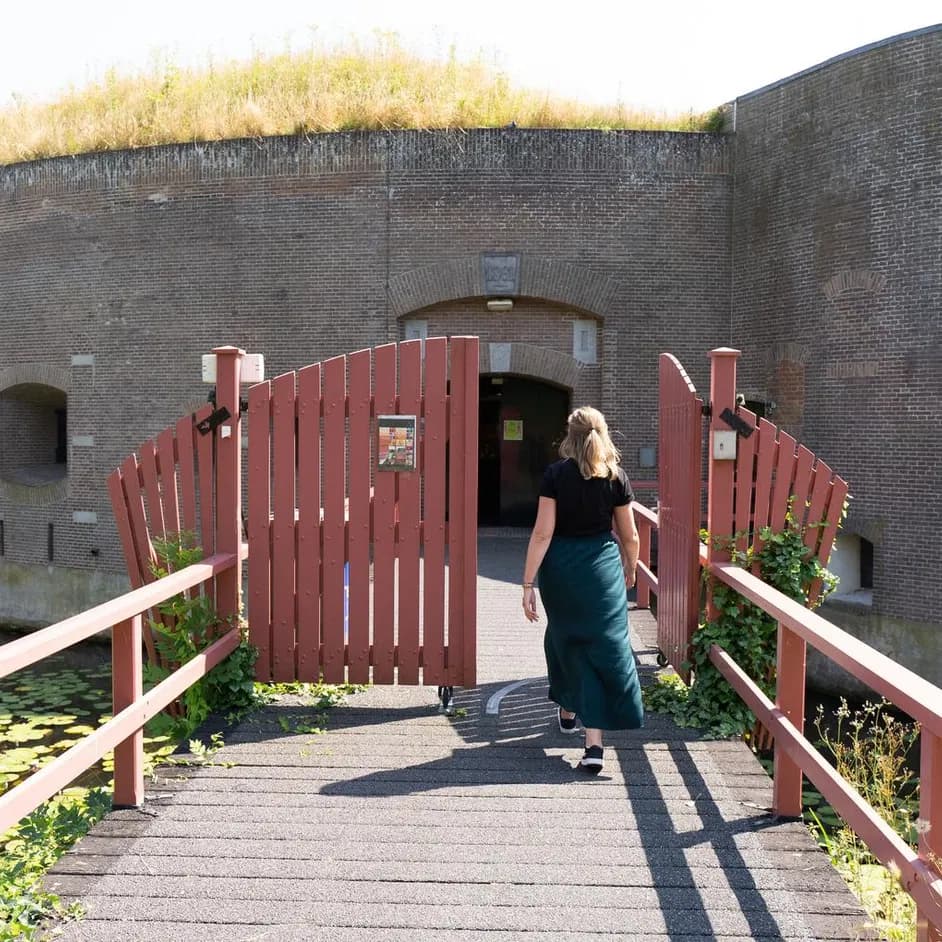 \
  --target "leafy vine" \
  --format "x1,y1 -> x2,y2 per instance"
643,504 -> 840,739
